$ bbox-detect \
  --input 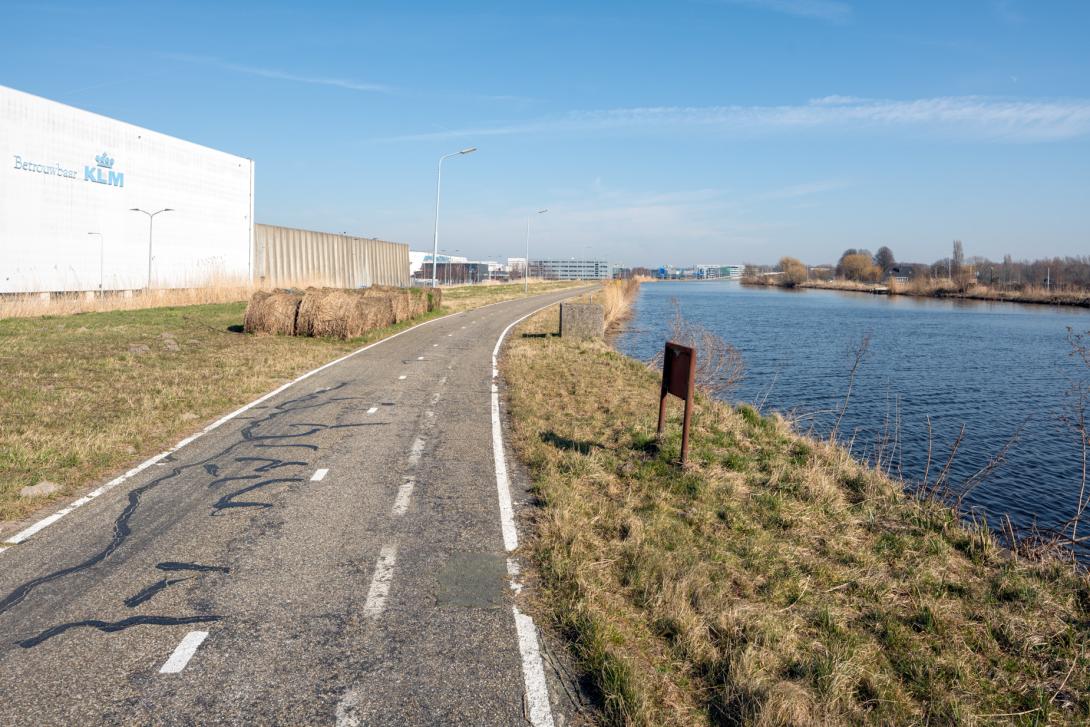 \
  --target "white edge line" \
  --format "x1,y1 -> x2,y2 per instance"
159,630 -> 209,674
310,468 -> 329,482
513,607 -> 556,727
363,544 -> 398,618
491,299 -> 562,552
491,298 -> 577,727
392,477 -> 414,516
1,302 -> 482,550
